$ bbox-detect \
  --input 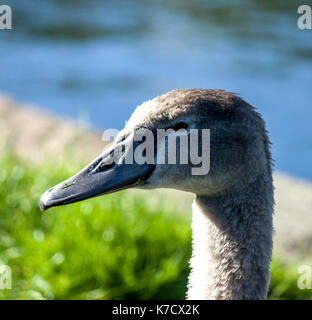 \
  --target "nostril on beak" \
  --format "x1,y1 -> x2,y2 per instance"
93,149 -> 122,173
99,161 -> 115,171
93,159 -> 115,173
